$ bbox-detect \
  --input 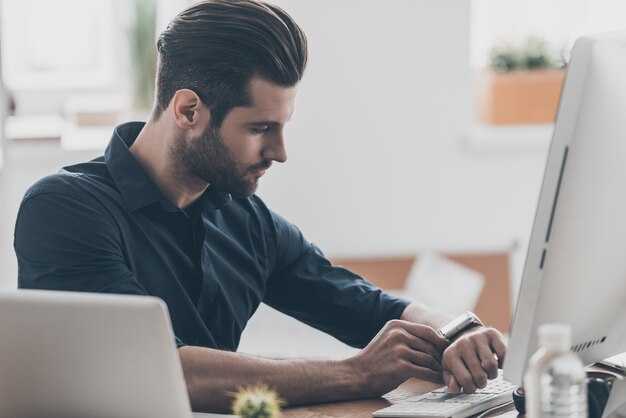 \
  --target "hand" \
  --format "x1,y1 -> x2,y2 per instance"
349,319 -> 449,397
441,326 -> 506,394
